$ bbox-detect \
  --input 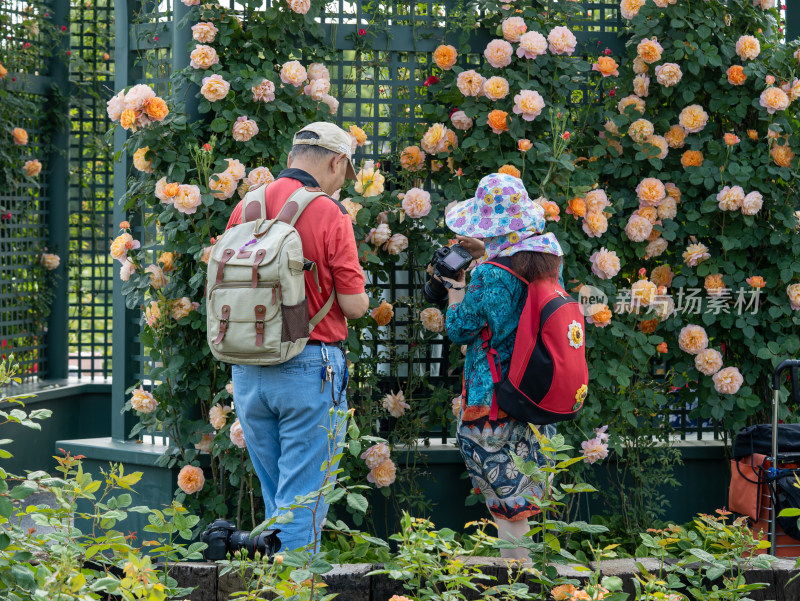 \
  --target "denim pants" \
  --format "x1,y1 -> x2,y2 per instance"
231,343 -> 348,552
